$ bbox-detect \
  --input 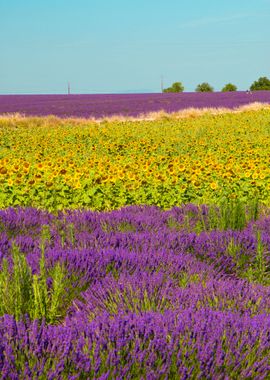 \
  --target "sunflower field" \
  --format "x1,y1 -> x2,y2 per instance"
1,109 -> 270,211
